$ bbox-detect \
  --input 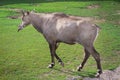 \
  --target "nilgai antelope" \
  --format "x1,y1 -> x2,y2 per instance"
18,11 -> 102,77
